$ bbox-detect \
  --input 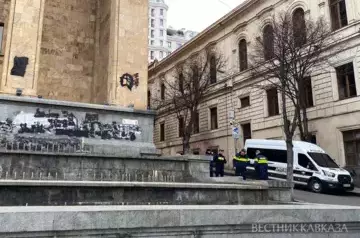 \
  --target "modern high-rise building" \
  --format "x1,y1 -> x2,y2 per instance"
148,0 -> 197,62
